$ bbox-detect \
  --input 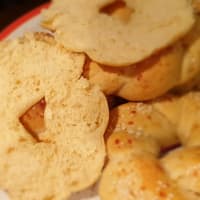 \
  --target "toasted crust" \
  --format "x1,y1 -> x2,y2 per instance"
0,33 -> 109,200
100,92 -> 200,200
99,132 -> 187,200
106,102 -> 179,150
85,44 -> 183,101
